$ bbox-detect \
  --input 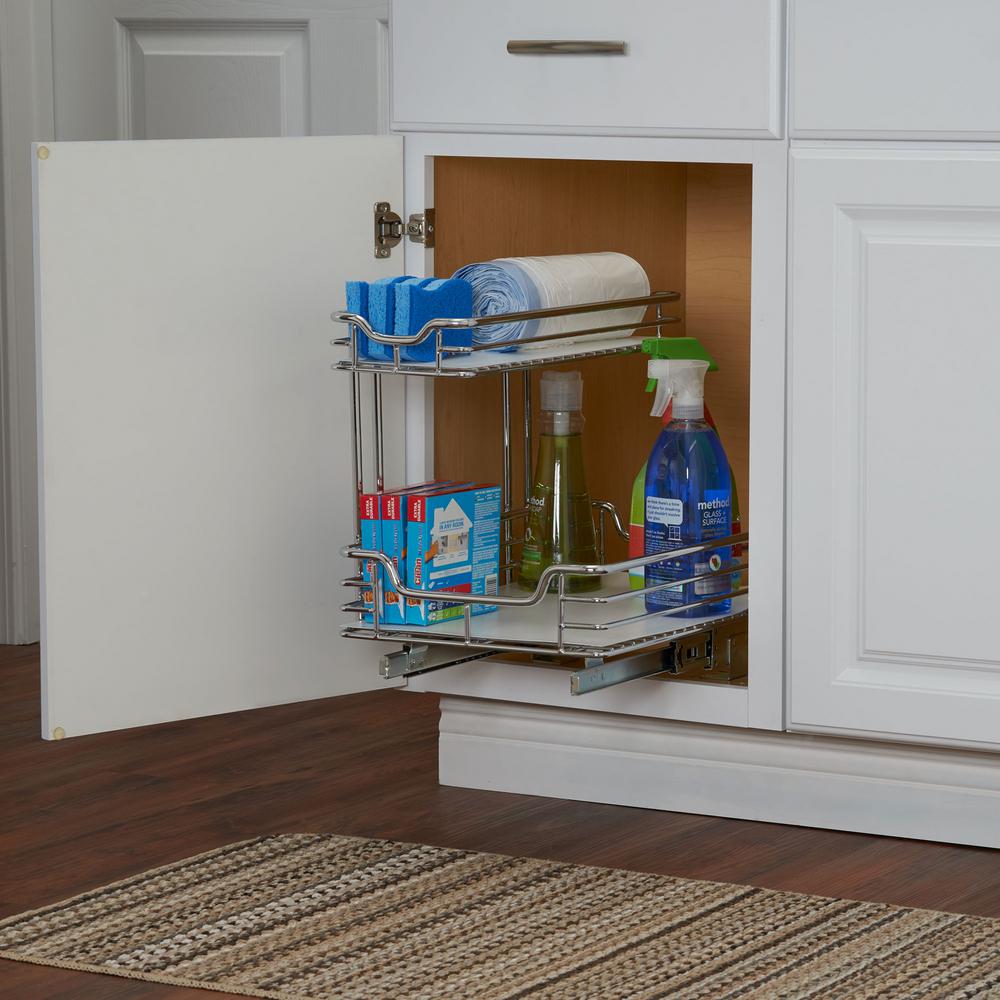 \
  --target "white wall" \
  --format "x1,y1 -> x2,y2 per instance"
0,0 -> 55,644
